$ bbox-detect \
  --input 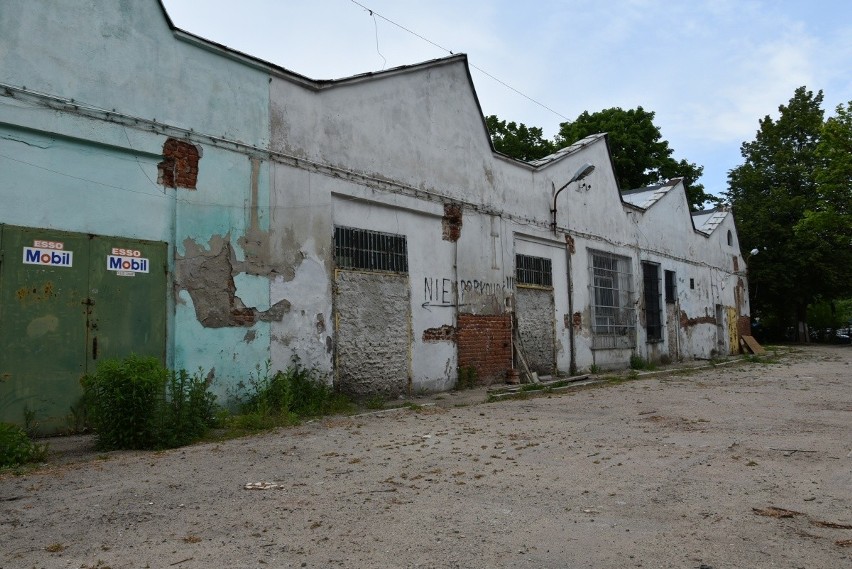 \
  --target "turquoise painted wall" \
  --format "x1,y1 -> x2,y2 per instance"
0,0 -> 276,403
